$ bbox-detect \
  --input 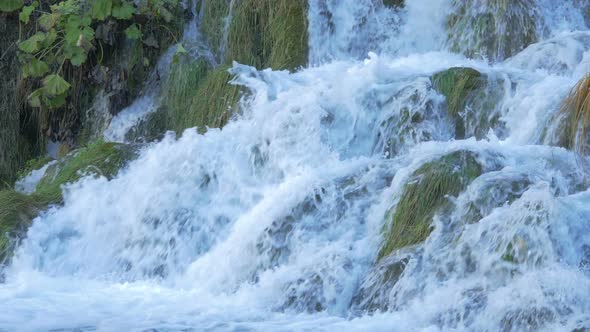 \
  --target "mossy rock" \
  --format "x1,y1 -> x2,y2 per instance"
378,151 -> 483,260
432,67 -> 504,139
447,0 -> 538,61
200,0 -> 308,71
1,141 -> 138,266
33,141 -> 139,205
0,190 -> 40,264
